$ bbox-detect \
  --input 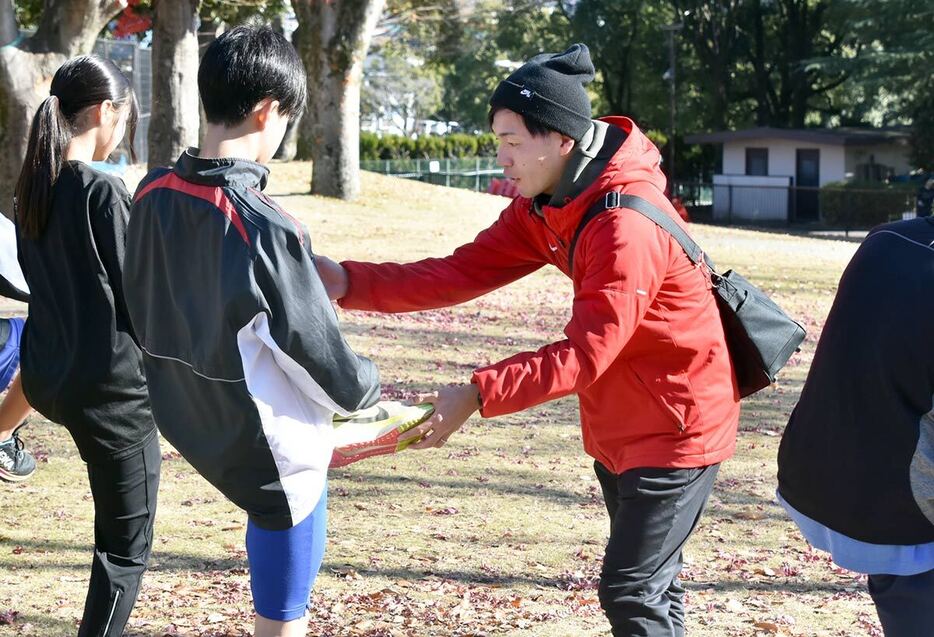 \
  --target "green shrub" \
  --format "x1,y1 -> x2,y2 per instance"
359,132 -> 381,160
820,181 -> 917,228
358,131 -> 497,159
